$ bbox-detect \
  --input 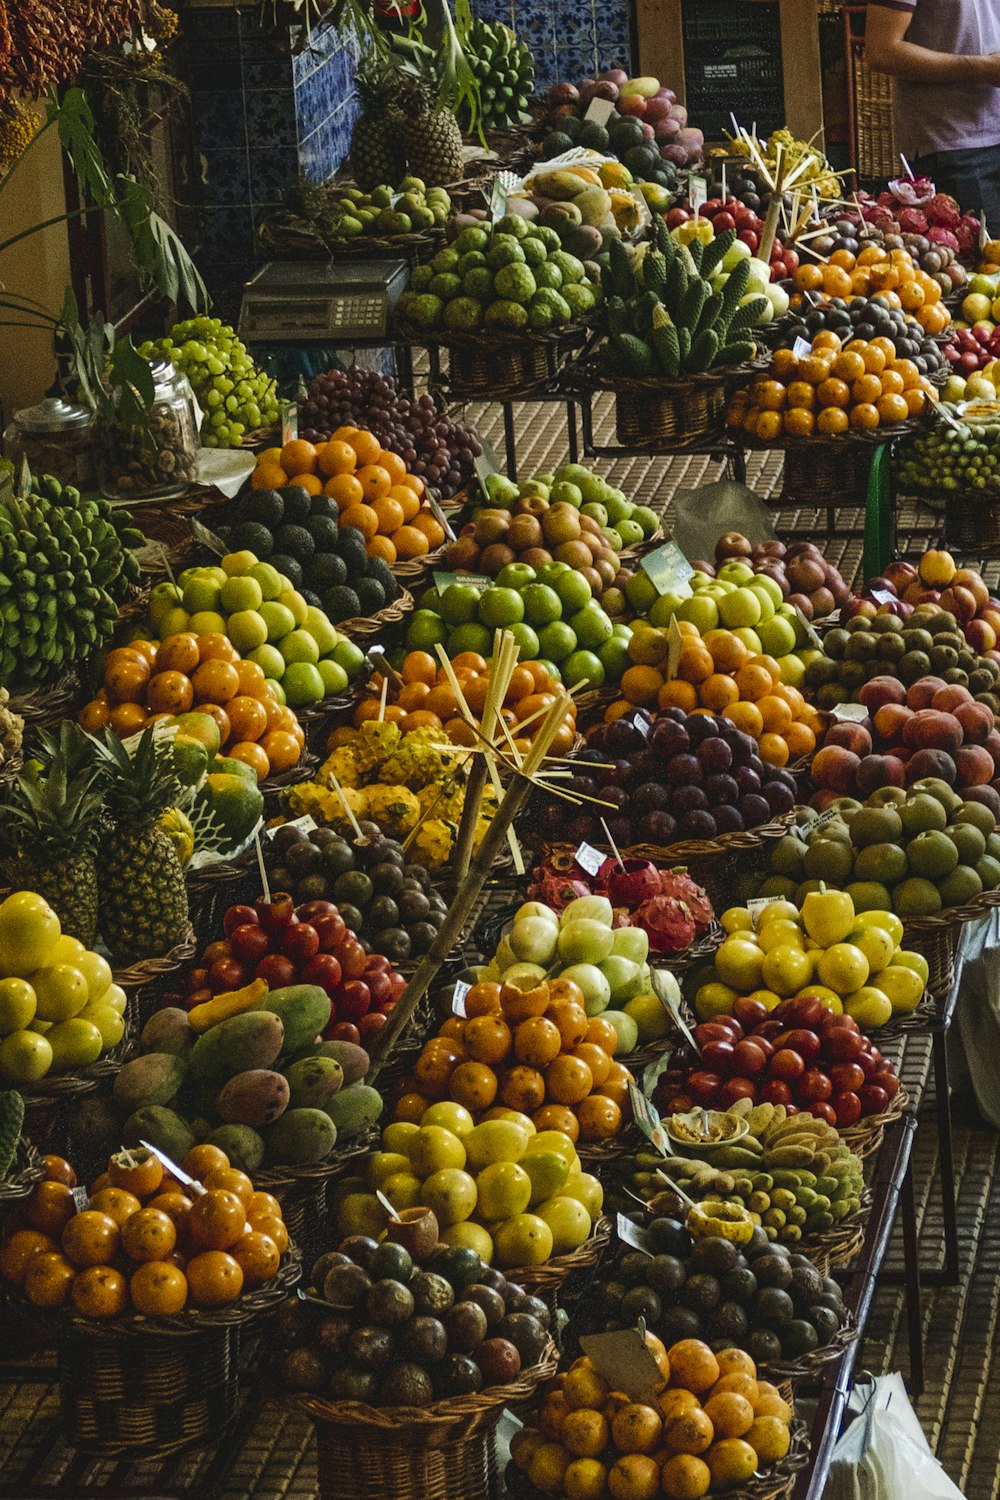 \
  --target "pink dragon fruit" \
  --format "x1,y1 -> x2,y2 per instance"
927,225 -> 960,252
956,217 -> 981,255
658,869 -> 714,933
927,192 -> 961,227
635,894 -> 697,953
598,857 -> 662,908
887,174 -> 935,206
527,872 -> 593,910
897,206 -> 928,235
